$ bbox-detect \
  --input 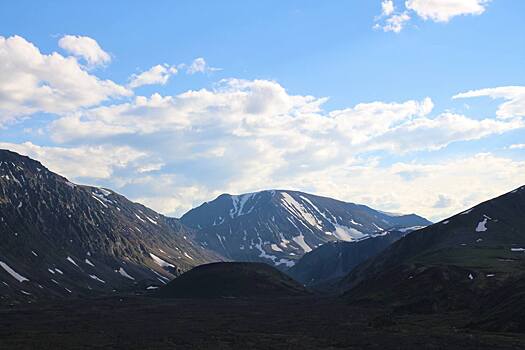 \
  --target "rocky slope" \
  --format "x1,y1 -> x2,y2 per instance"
0,149 -> 221,303
341,185 -> 525,315
181,190 -> 430,268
